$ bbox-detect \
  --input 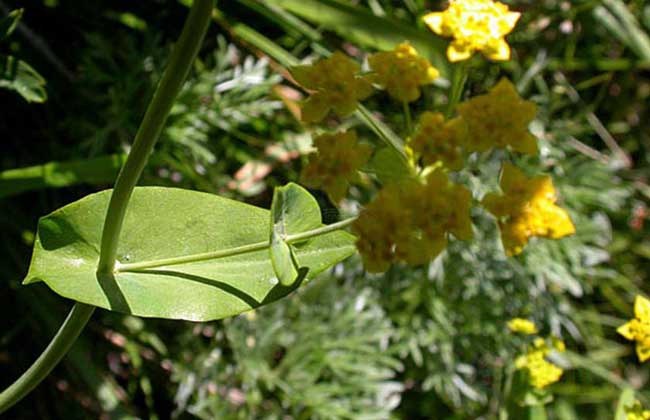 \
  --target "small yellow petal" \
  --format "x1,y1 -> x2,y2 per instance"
447,42 -> 473,62
617,321 -> 636,340
637,343 -> 650,362
635,295 -> 650,322
546,207 -> 576,239
501,11 -> 522,34
485,38 -> 512,61
422,12 -> 444,34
